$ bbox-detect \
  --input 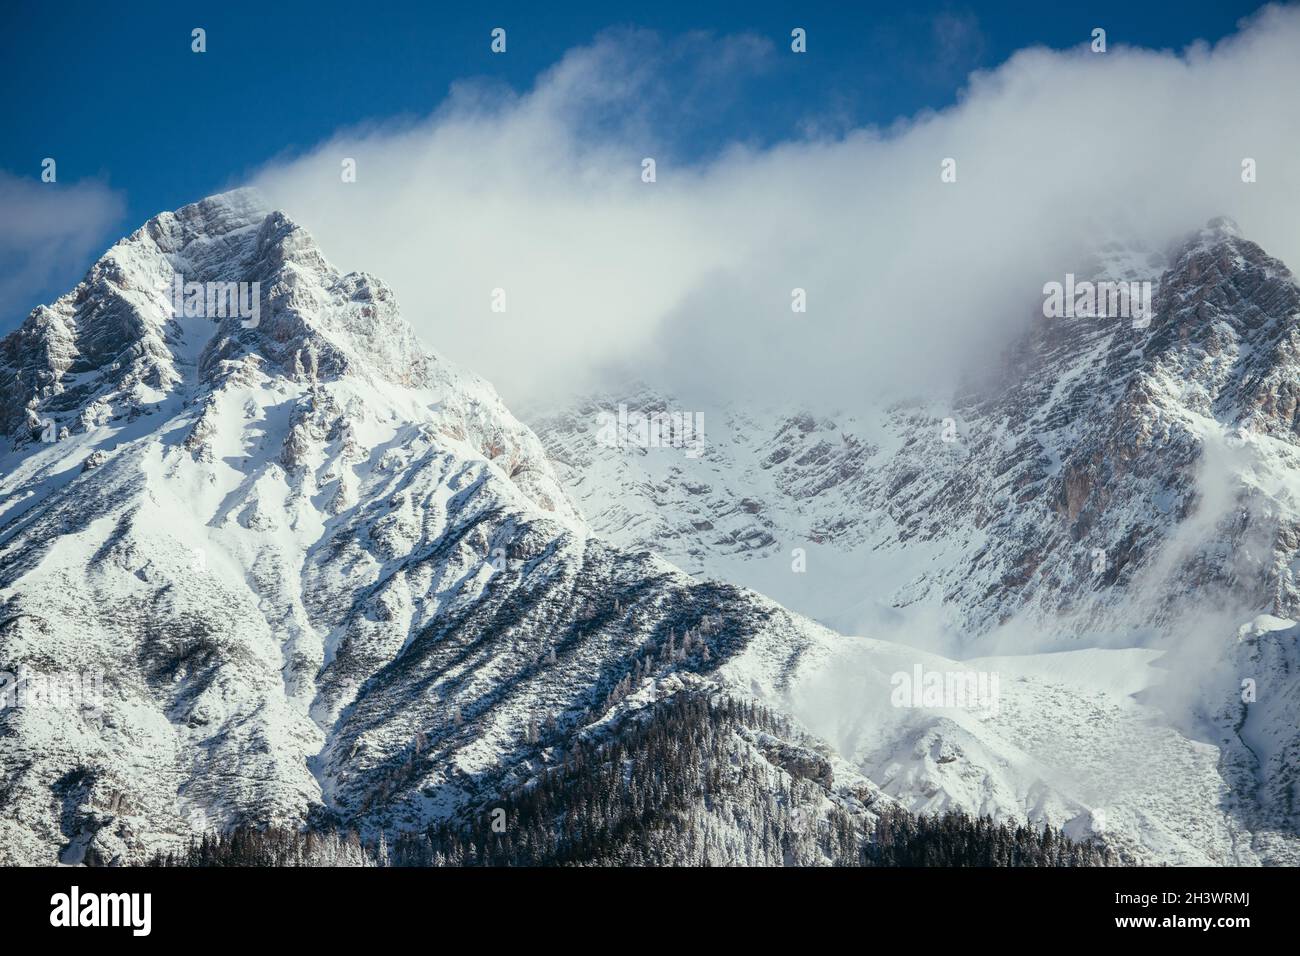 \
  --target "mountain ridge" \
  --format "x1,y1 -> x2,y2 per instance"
0,190 -> 884,866
2,193 -> 1297,866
